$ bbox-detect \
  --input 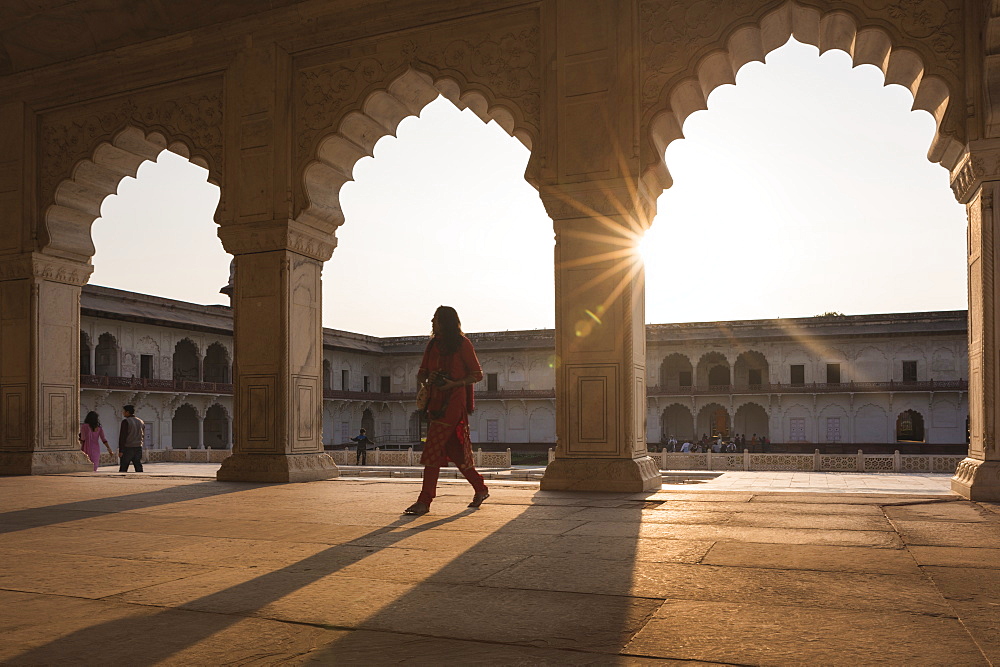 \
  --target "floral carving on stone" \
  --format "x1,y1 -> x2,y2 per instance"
294,19 -> 540,181
422,26 -> 540,120
38,80 -> 224,210
639,0 -> 964,148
